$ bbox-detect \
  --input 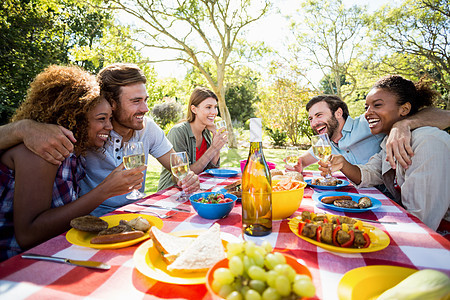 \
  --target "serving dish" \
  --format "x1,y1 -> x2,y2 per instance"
206,253 -> 313,299
205,169 -> 239,177
305,178 -> 350,190
66,214 -> 163,249
189,192 -> 237,219
337,265 -> 417,300
133,230 -> 240,285
313,191 -> 382,213
288,217 -> 390,253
